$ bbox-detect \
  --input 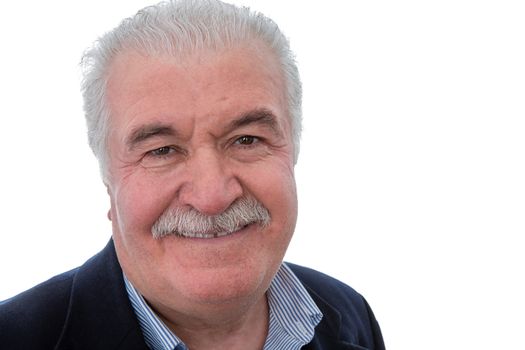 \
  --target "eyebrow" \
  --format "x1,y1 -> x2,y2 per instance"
126,123 -> 177,151
125,108 -> 281,151
226,108 -> 281,136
